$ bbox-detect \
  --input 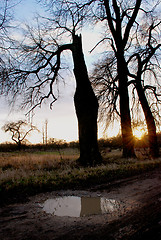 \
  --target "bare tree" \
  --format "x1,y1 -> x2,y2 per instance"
100,0 -> 146,158
91,0 -> 161,157
2,120 -> 38,149
127,19 -> 161,157
92,1 -> 160,157
0,1 -> 102,165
